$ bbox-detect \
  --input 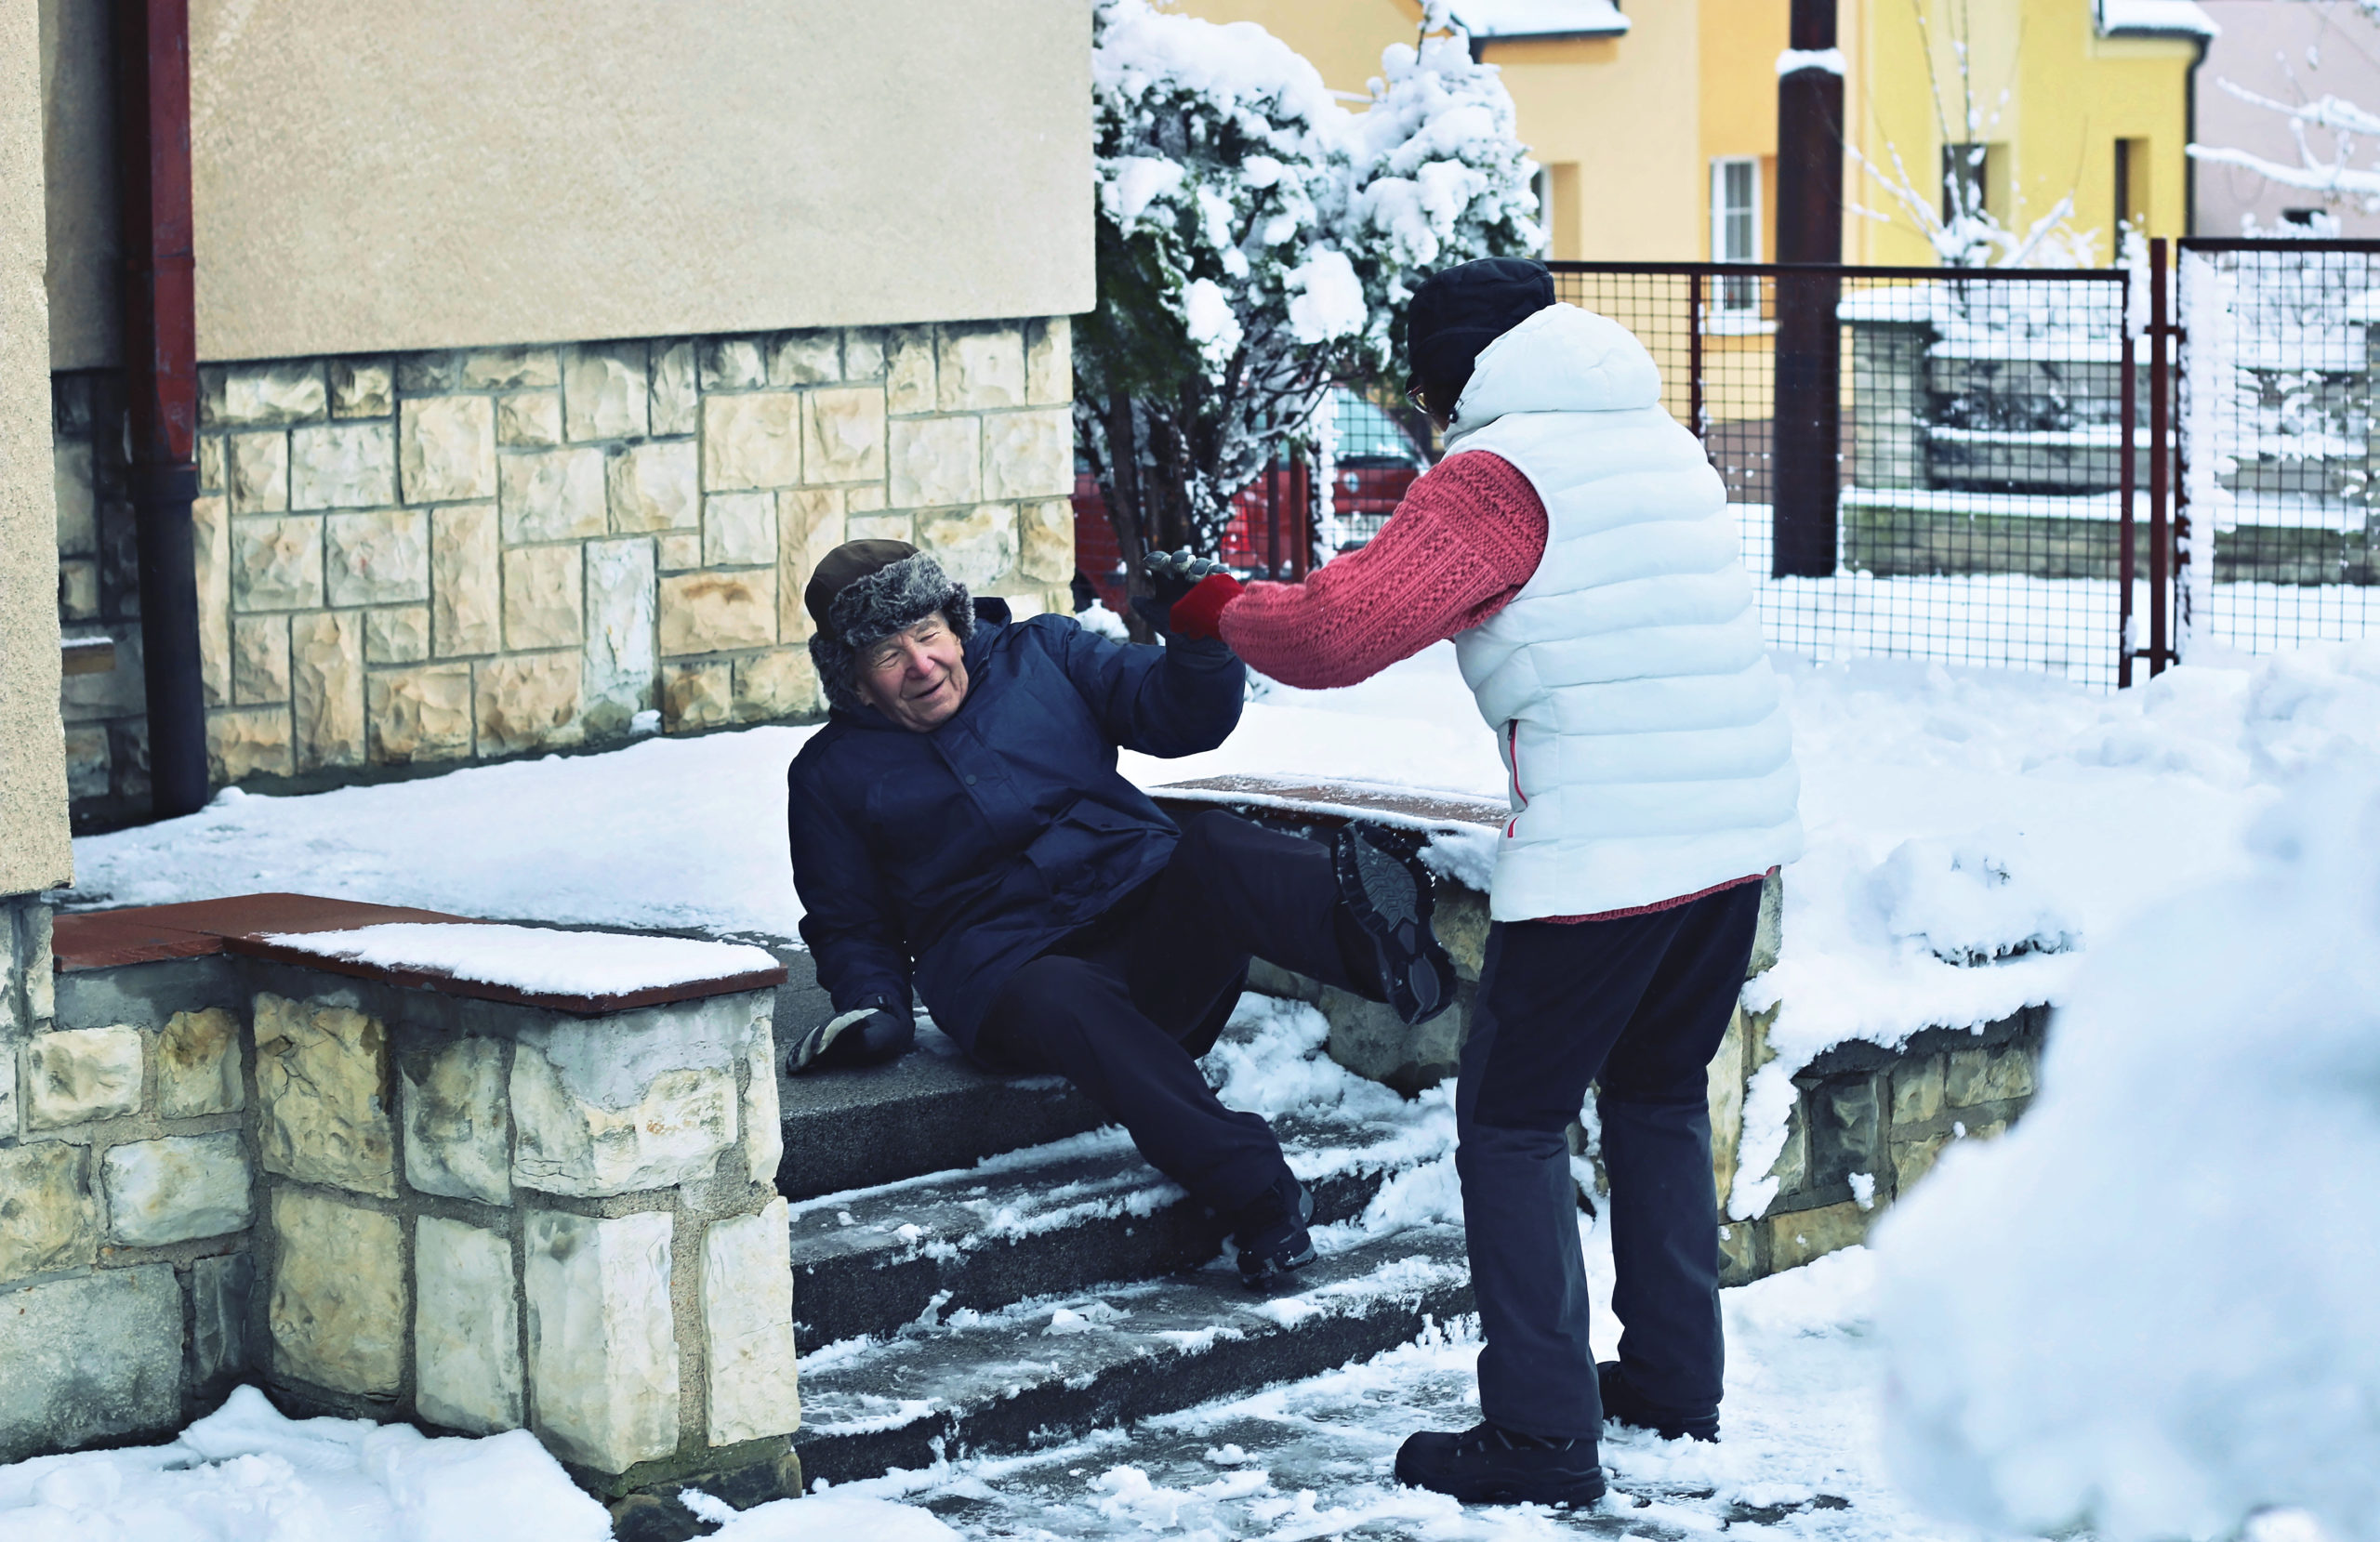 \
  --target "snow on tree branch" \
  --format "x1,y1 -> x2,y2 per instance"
1075,0 -> 1538,577
2188,3 -> 2380,215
